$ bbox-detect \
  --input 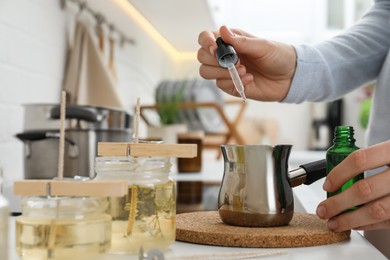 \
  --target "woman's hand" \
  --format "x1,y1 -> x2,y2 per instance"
316,140 -> 390,231
197,25 -> 297,101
